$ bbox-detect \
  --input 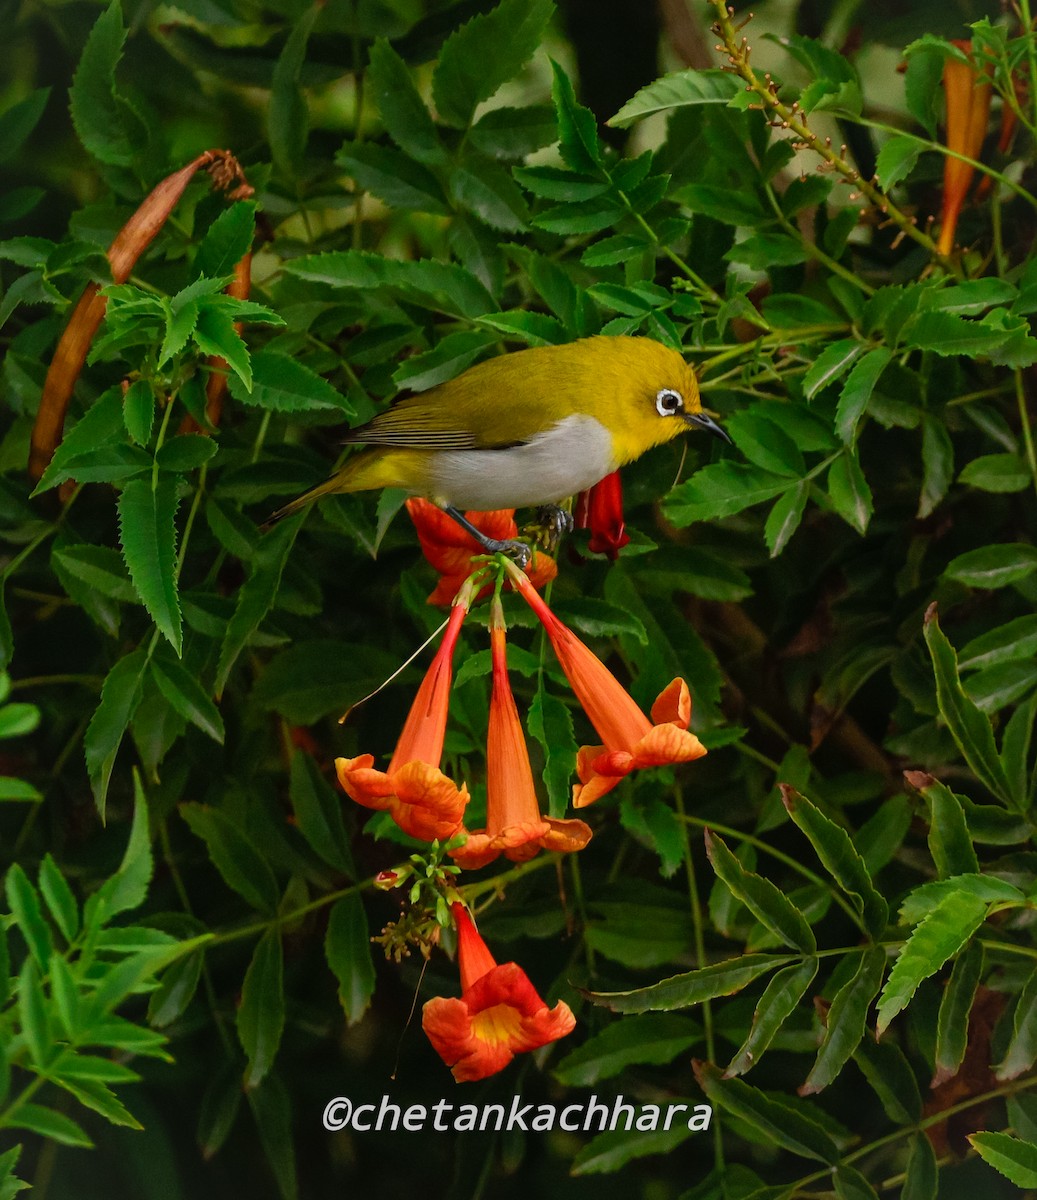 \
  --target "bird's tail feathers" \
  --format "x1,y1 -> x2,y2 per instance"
267,473 -> 350,525
266,449 -> 428,525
